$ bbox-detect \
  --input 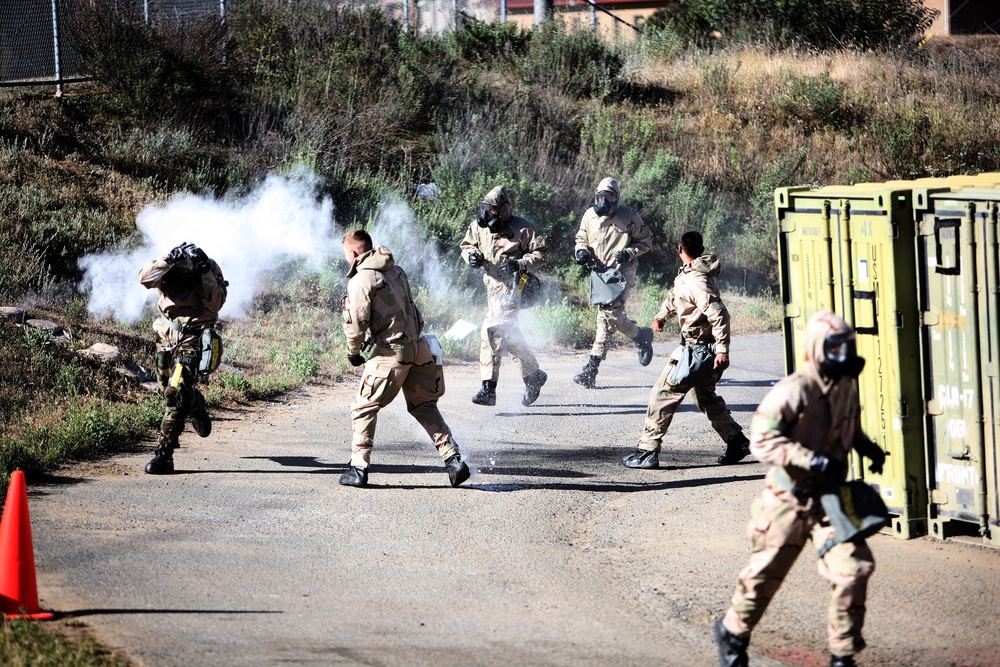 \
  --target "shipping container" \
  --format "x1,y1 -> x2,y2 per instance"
776,184 -> 927,538
914,185 -> 1000,547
